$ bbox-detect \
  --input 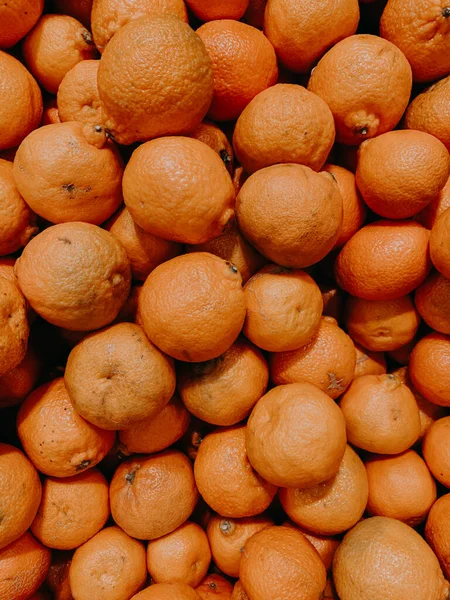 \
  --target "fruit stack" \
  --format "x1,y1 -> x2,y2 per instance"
0,0 -> 450,599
